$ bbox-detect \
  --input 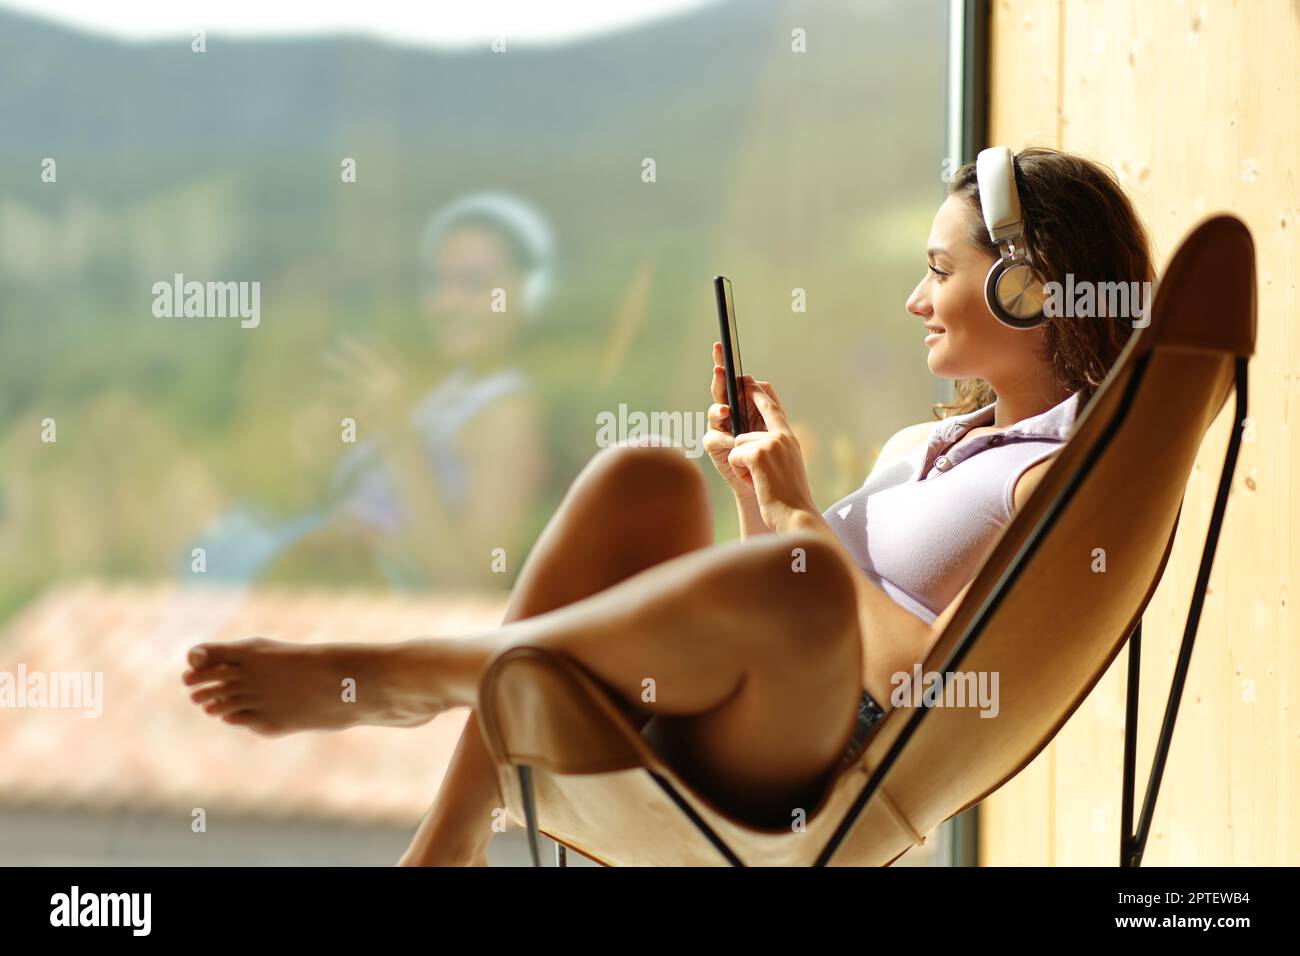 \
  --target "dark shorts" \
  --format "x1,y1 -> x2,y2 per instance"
840,688 -> 887,766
